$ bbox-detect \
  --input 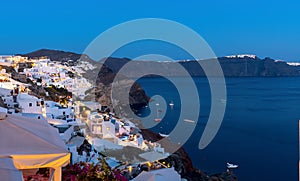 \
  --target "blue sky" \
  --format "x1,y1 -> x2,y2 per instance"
1,0 -> 300,61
